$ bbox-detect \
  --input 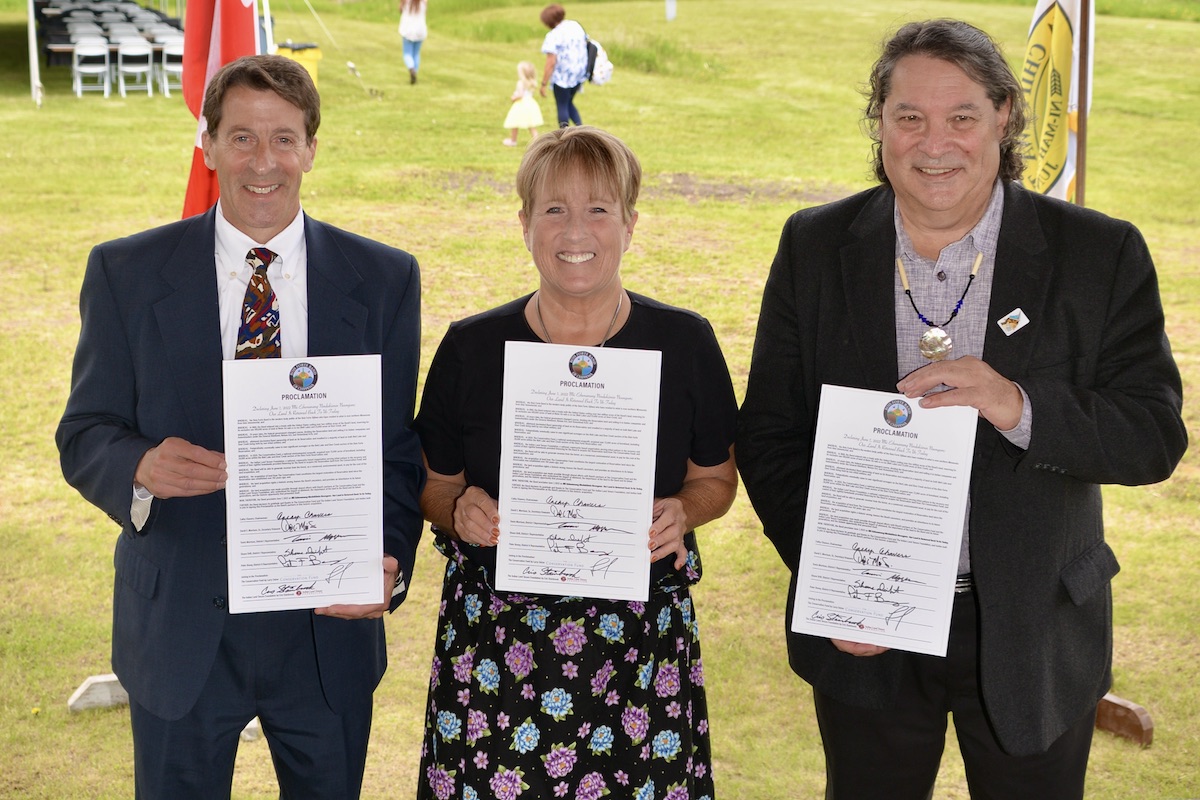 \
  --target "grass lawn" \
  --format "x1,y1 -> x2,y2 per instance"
1,0 -> 1197,797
